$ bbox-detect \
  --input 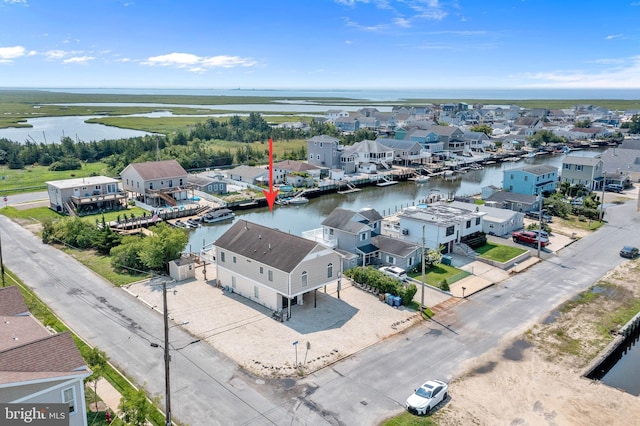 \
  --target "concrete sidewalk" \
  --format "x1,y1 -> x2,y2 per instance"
94,377 -> 121,414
